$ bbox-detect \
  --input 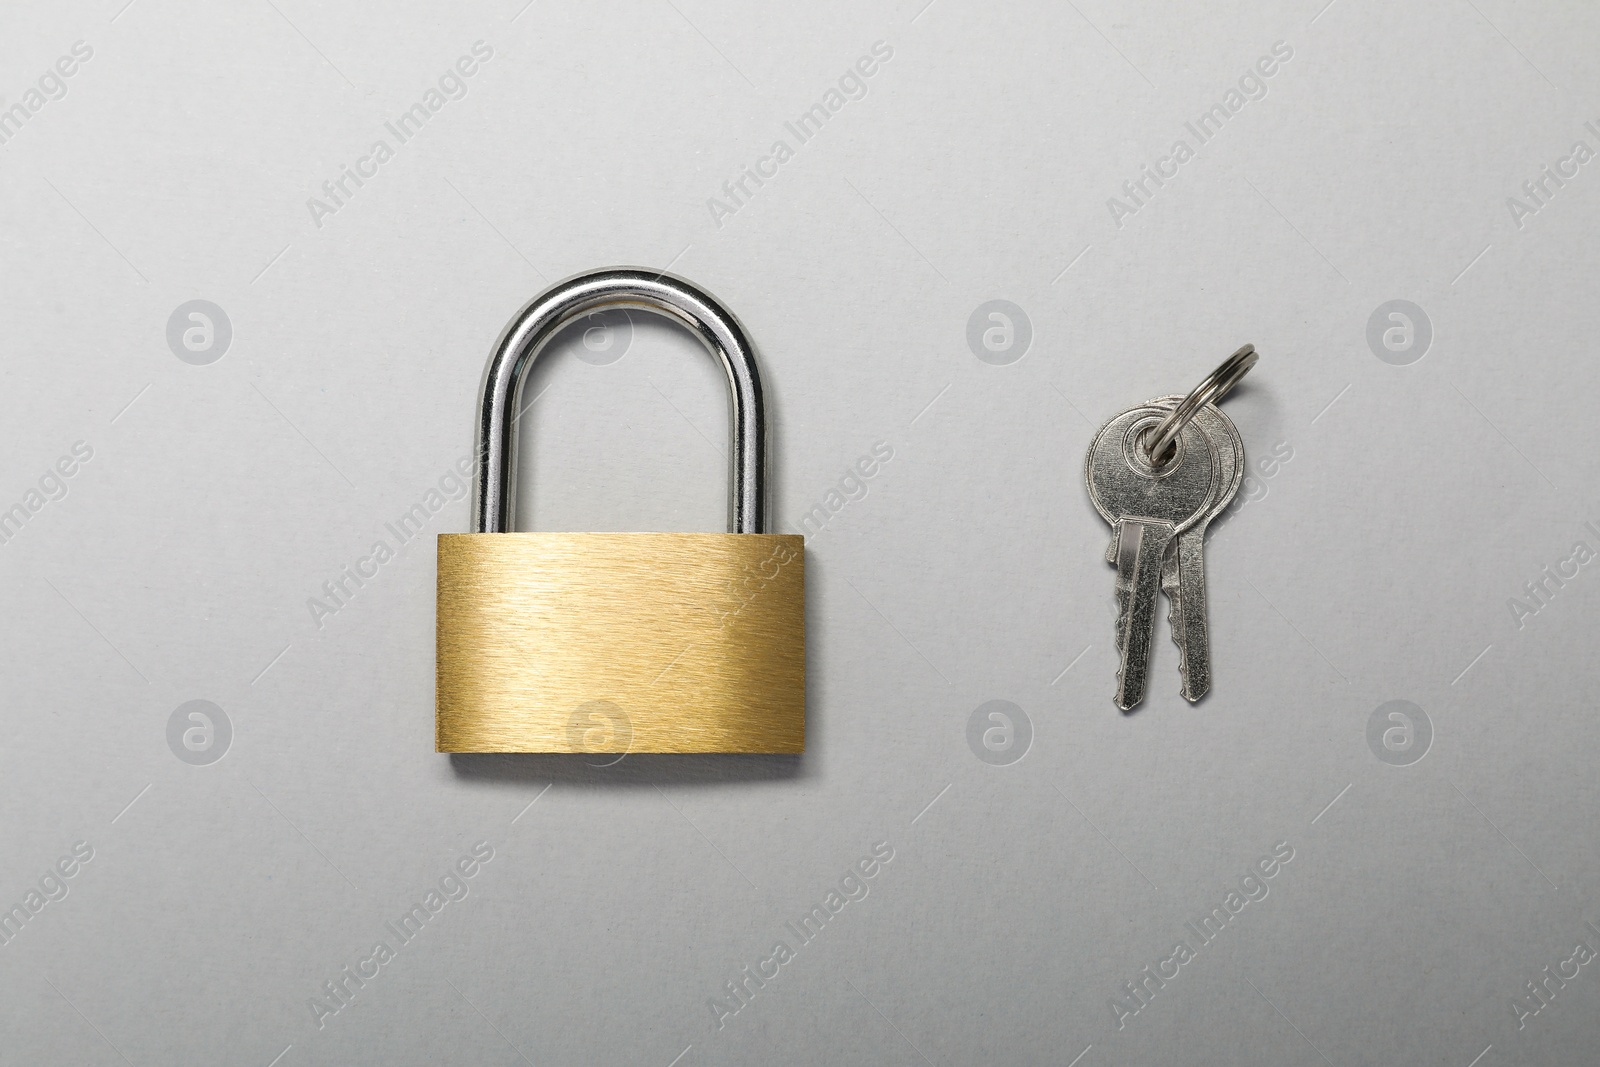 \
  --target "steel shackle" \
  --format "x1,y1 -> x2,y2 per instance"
472,268 -> 769,534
